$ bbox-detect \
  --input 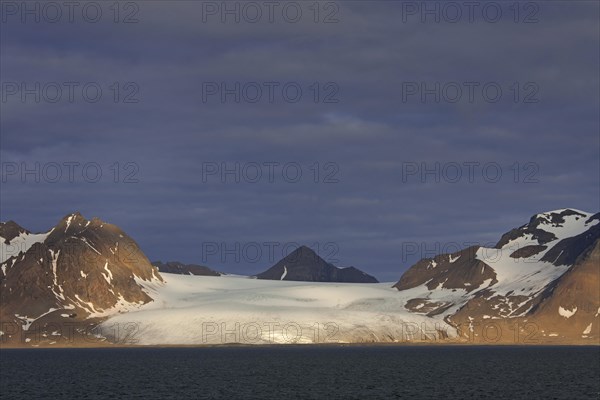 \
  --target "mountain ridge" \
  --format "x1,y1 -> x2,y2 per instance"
1,207 -> 597,346
1,212 -> 163,346
394,208 -> 599,343
255,245 -> 379,283
152,261 -> 221,277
